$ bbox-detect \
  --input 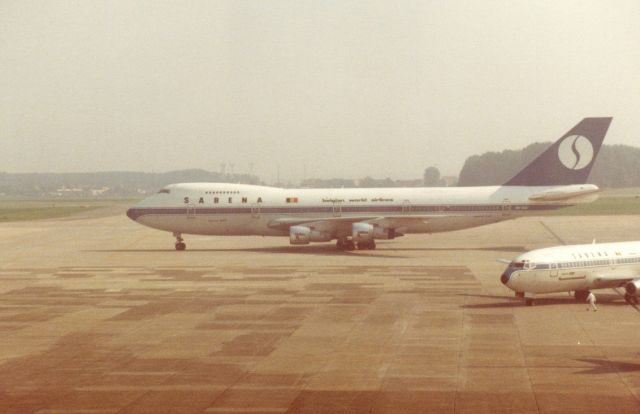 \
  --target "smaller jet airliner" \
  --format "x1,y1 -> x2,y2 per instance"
501,241 -> 640,306
126,117 -> 612,251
